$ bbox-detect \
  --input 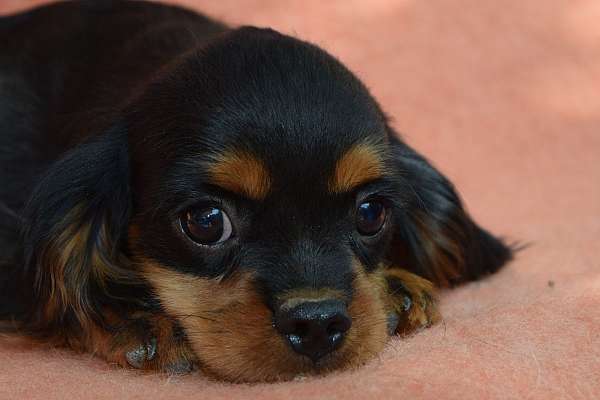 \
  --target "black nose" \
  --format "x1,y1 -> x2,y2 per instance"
274,299 -> 351,362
